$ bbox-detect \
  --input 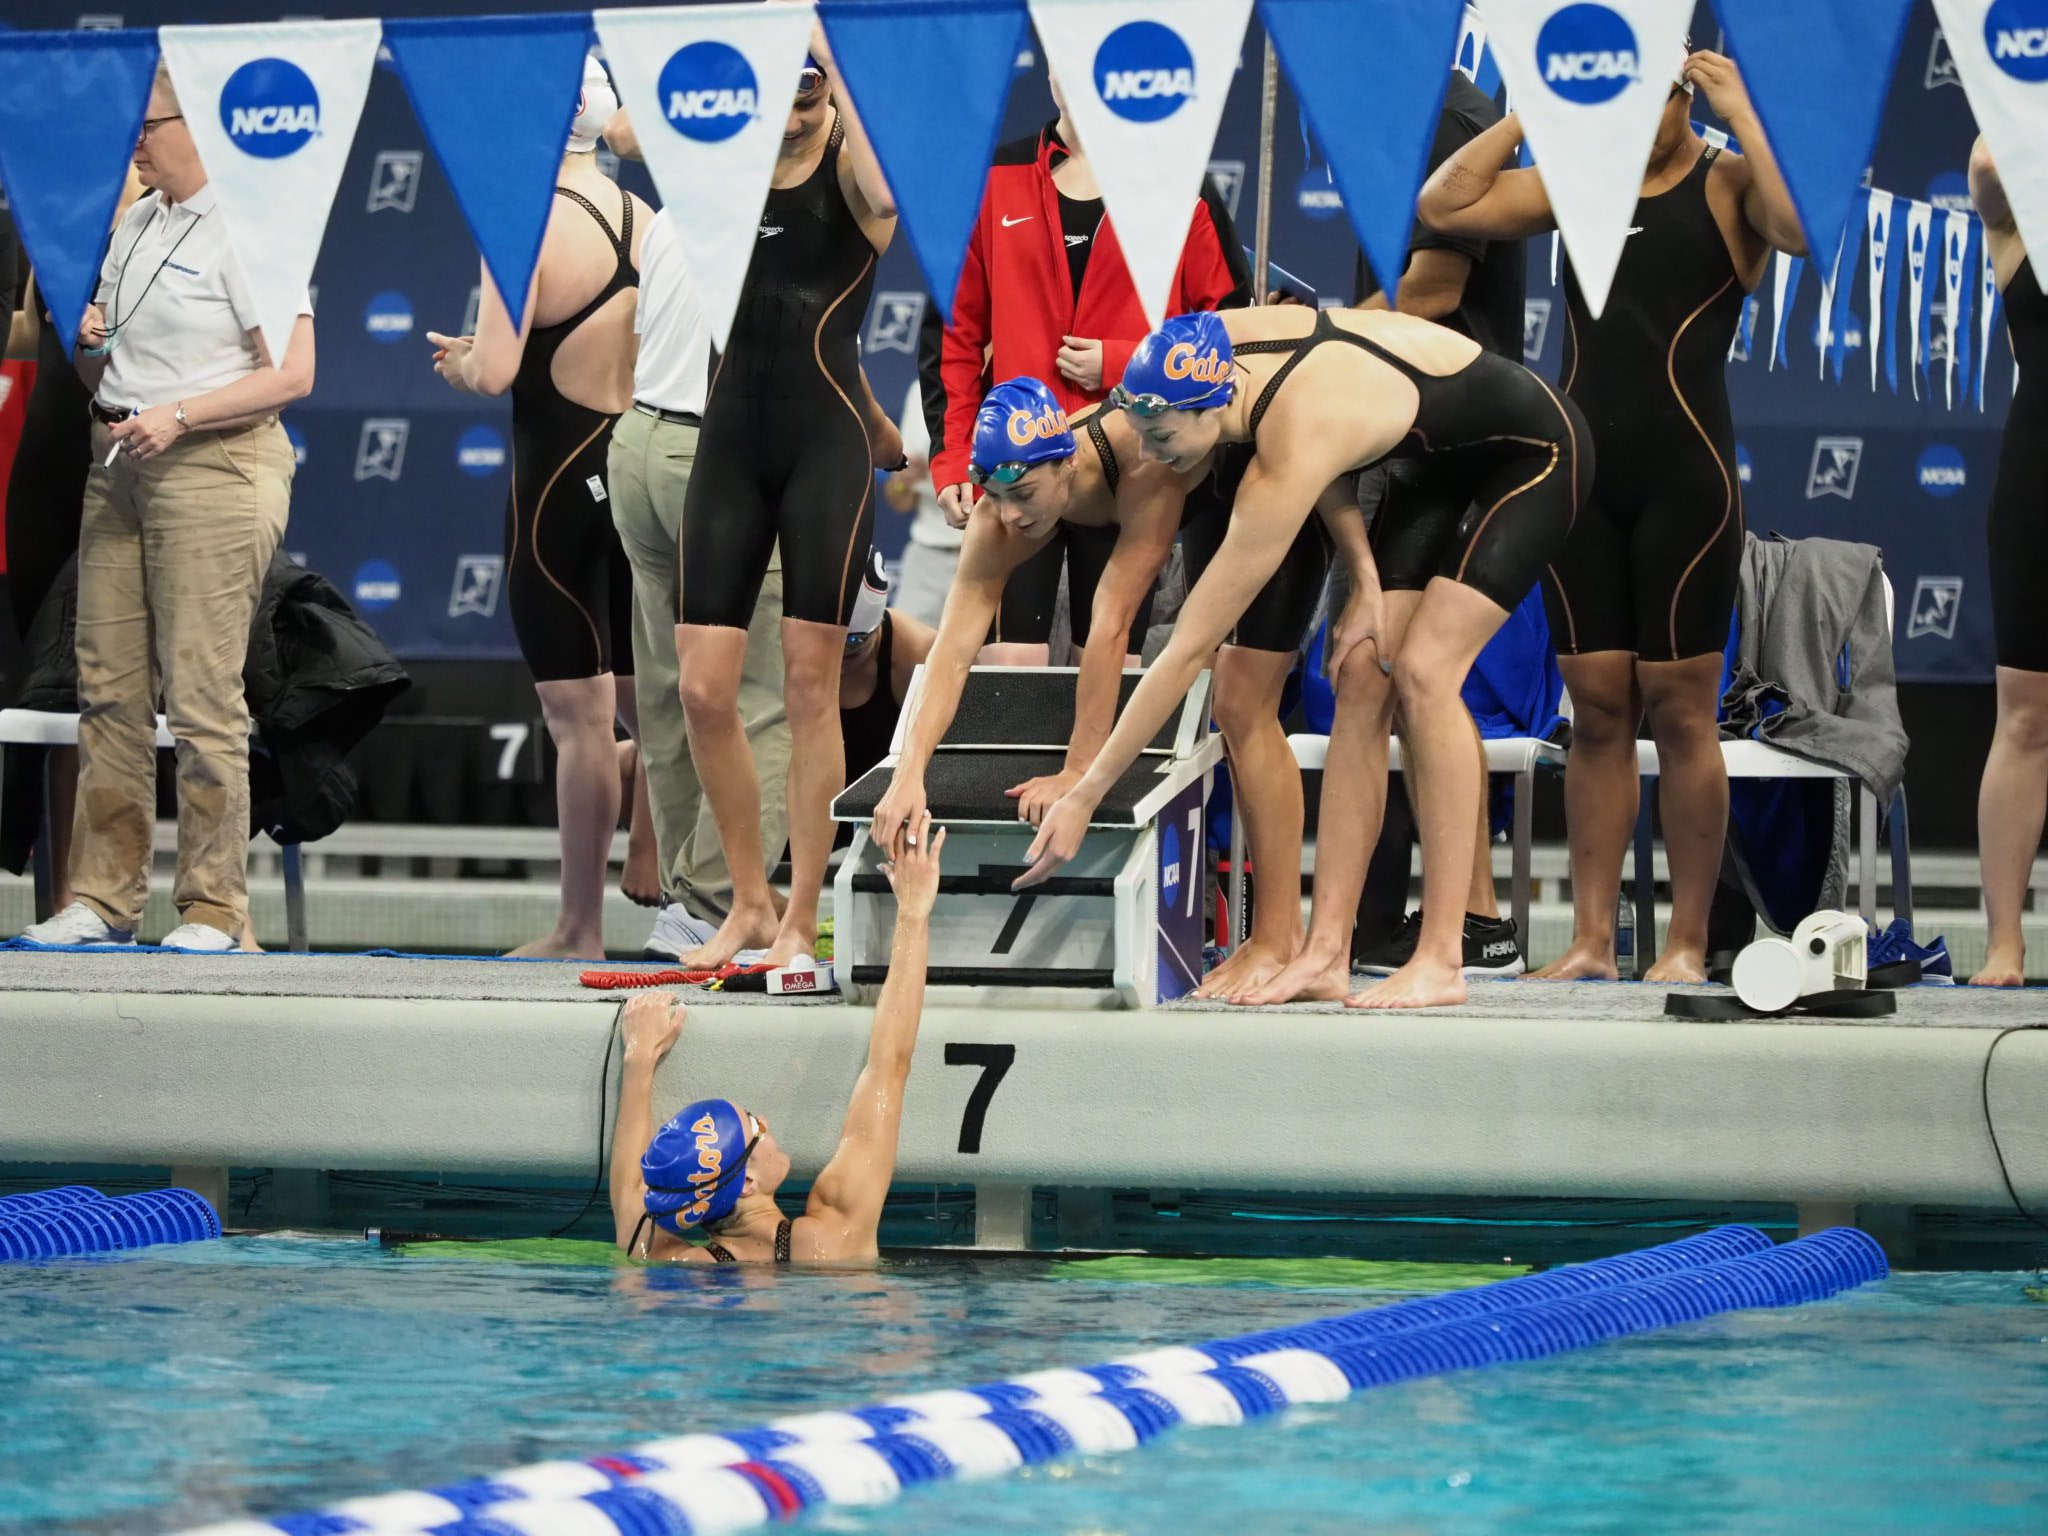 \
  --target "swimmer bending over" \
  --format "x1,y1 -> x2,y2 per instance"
611,814 -> 944,1263
1020,308 -> 1589,1010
